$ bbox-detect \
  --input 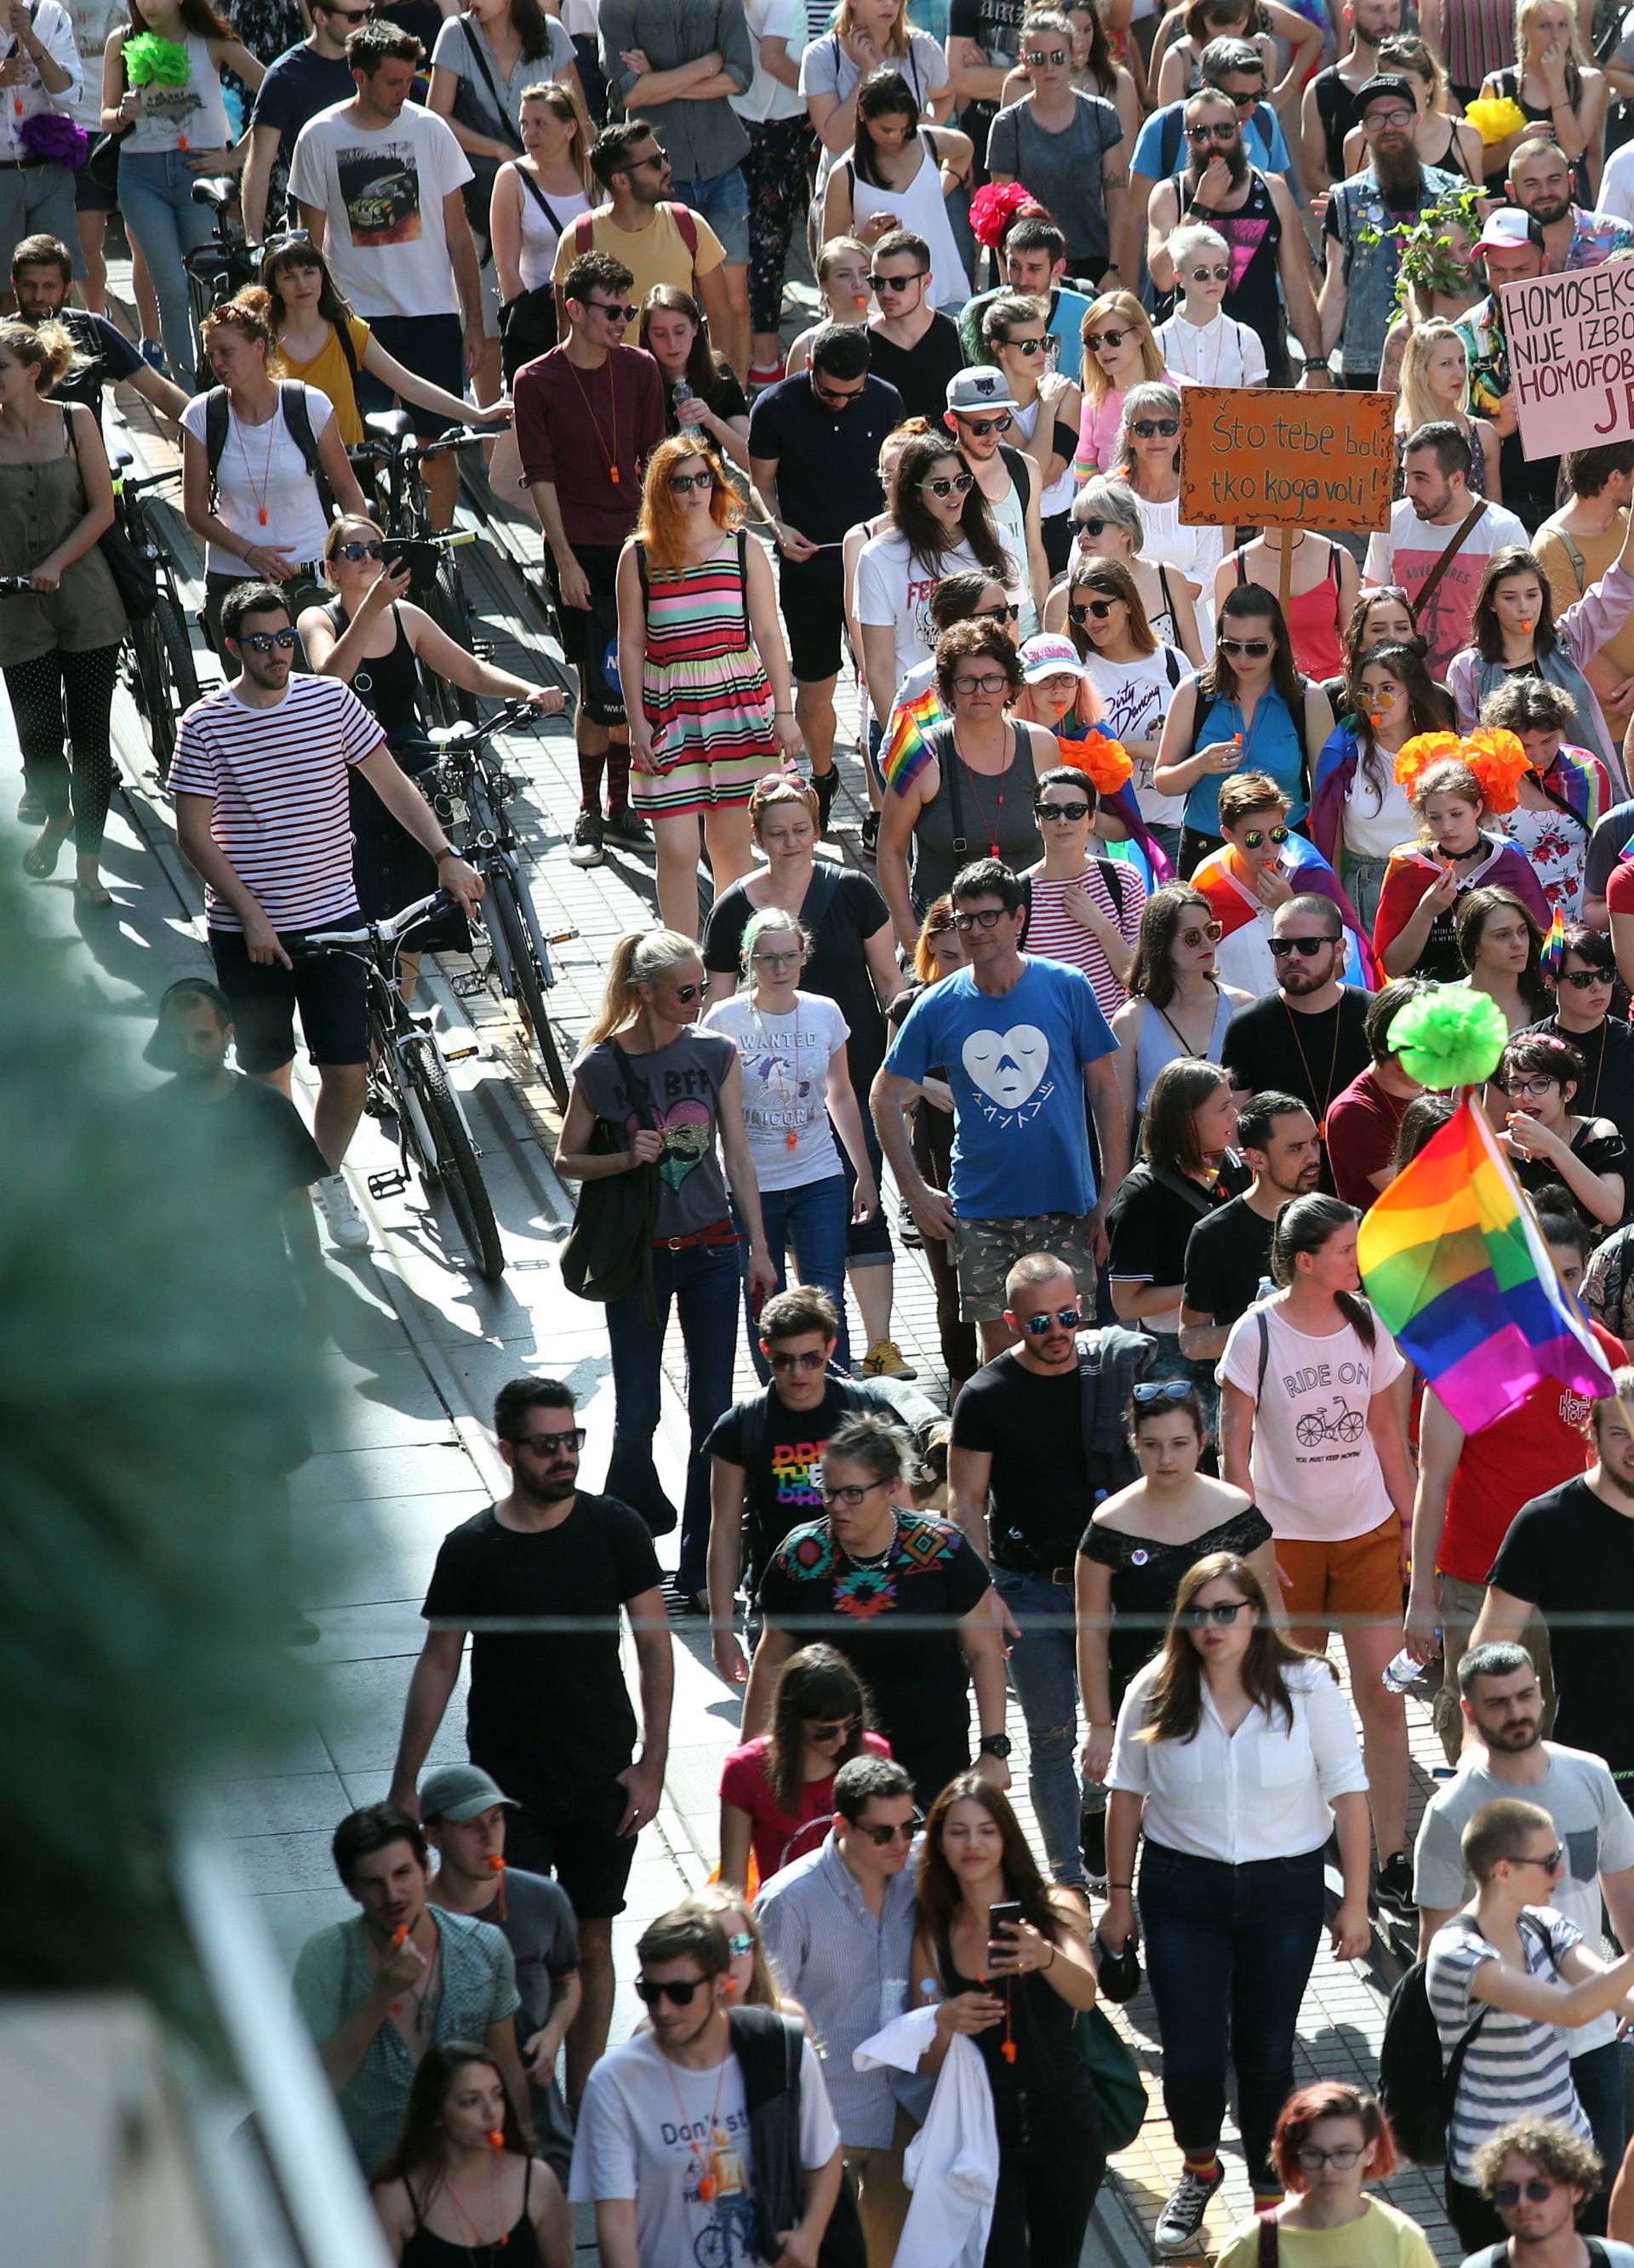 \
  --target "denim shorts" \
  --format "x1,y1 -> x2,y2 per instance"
669,165 -> 750,266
